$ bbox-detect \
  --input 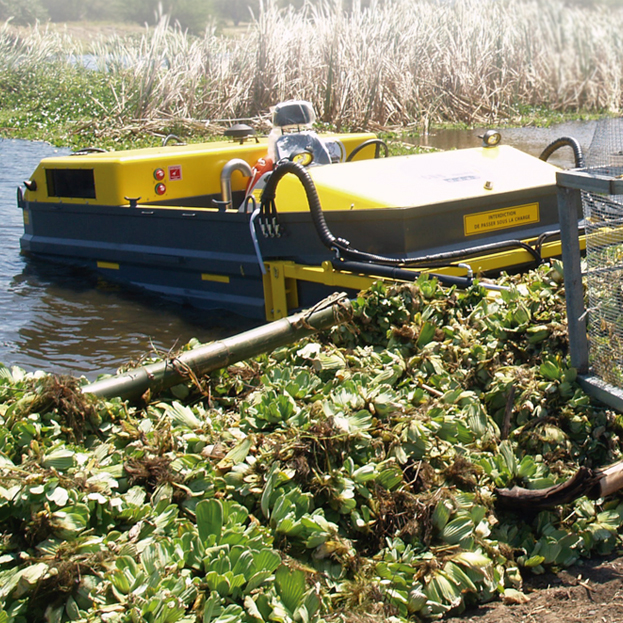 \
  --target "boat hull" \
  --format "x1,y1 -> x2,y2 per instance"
21,193 -> 559,319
